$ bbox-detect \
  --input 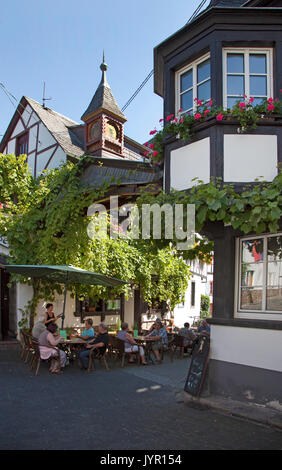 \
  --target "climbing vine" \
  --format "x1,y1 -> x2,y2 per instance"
0,154 -> 191,326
